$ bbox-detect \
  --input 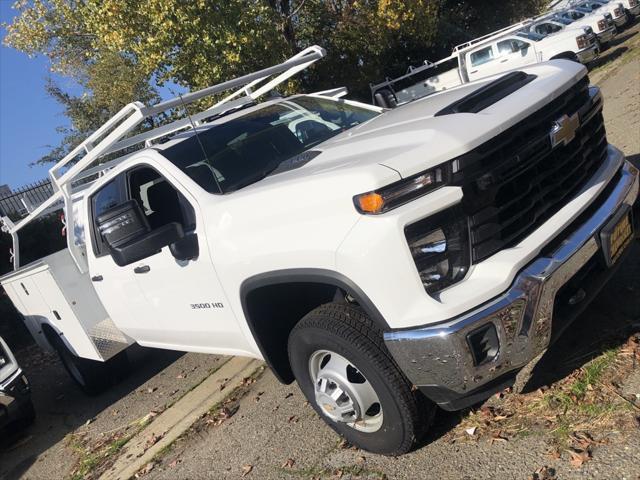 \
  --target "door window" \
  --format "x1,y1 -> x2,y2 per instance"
127,167 -> 196,233
90,177 -> 126,256
497,39 -> 531,56
470,46 -> 495,67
